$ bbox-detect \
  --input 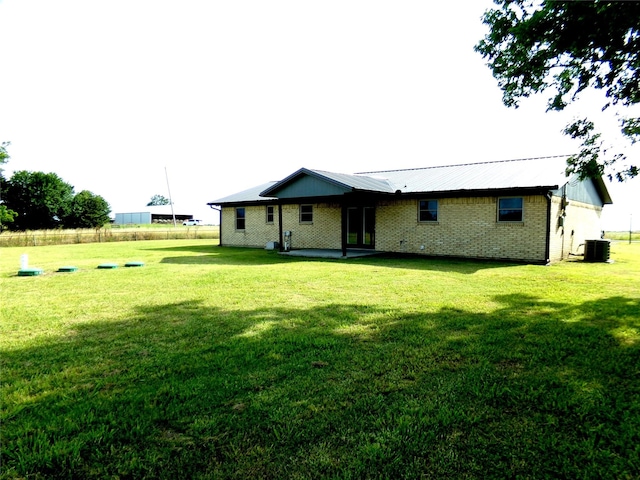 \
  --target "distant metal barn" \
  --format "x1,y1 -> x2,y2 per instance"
114,211 -> 193,225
